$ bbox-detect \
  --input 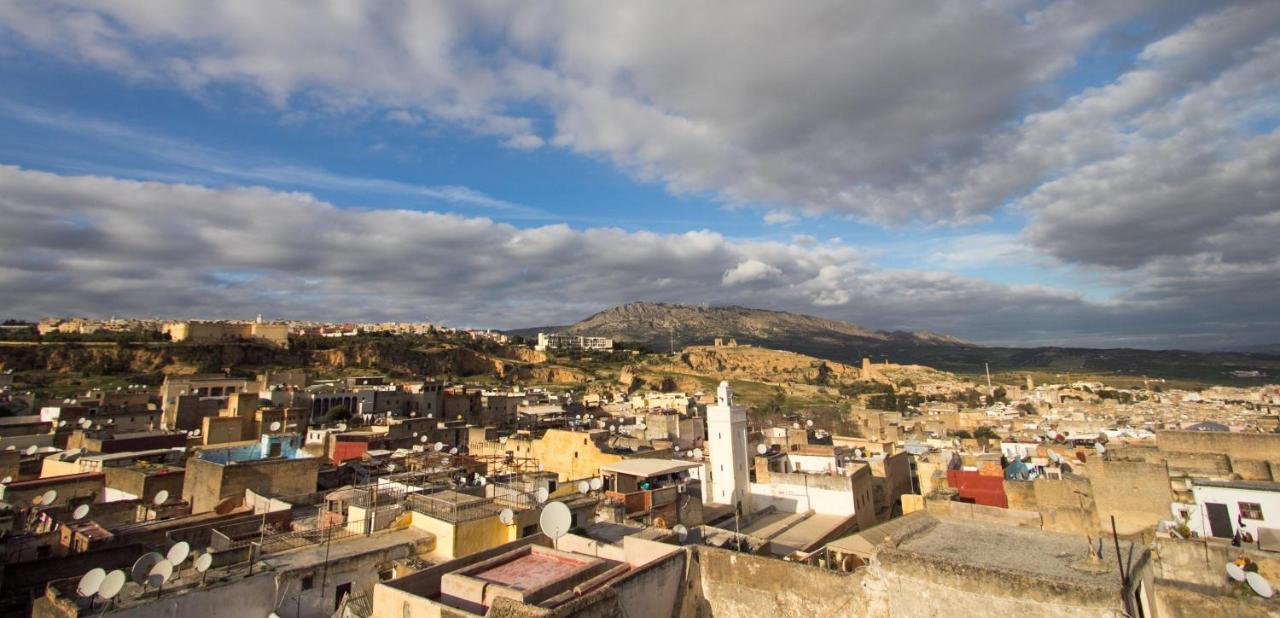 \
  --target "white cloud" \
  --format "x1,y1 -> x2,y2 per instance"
722,259 -> 782,286
763,210 -> 796,225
